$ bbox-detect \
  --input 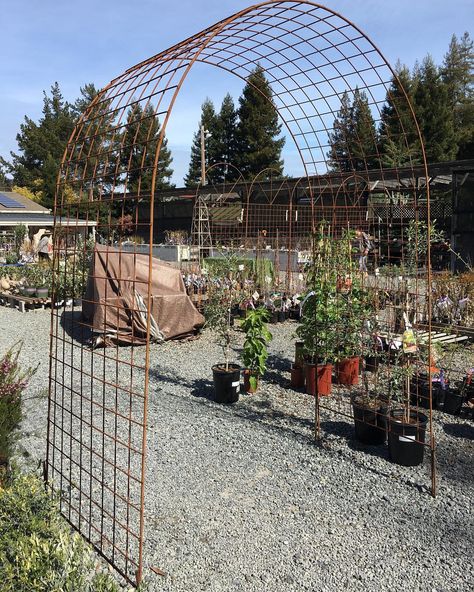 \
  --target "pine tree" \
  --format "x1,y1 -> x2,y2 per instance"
327,89 -> 377,172
6,83 -> 76,208
328,91 -> 354,172
379,63 -> 422,167
184,99 -> 219,187
213,93 -> 239,183
350,88 -> 378,171
122,103 -> 174,193
441,32 -> 474,159
235,65 -> 285,180
414,55 -> 457,162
